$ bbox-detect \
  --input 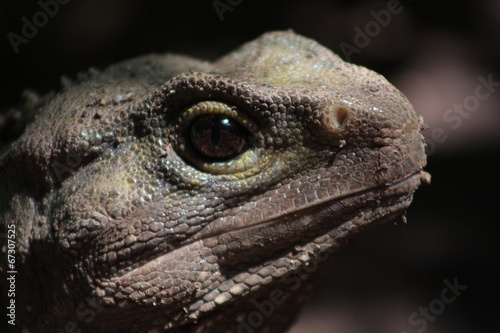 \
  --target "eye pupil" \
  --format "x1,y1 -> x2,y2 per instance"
189,114 -> 249,160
